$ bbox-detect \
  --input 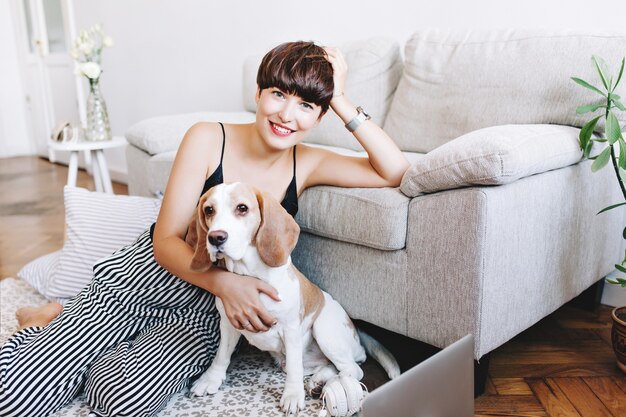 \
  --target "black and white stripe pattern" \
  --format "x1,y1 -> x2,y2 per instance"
16,249 -> 61,301
0,228 -> 220,417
